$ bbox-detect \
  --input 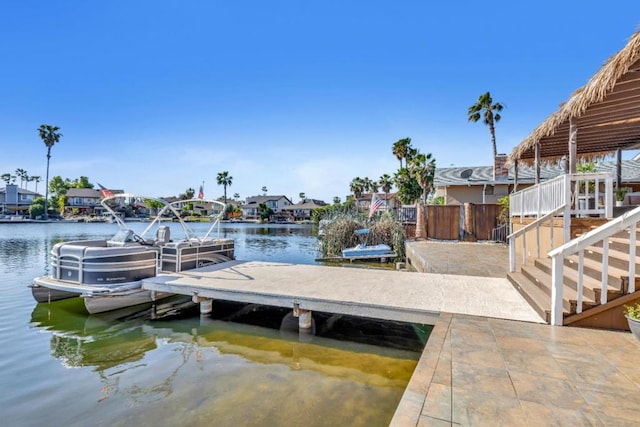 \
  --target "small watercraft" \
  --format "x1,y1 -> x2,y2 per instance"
31,194 -> 234,314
